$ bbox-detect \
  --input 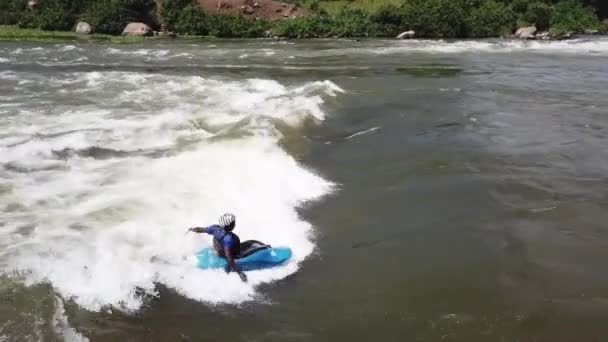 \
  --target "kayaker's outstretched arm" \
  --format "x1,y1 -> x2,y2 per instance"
225,245 -> 247,282
189,227 -> 207,233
